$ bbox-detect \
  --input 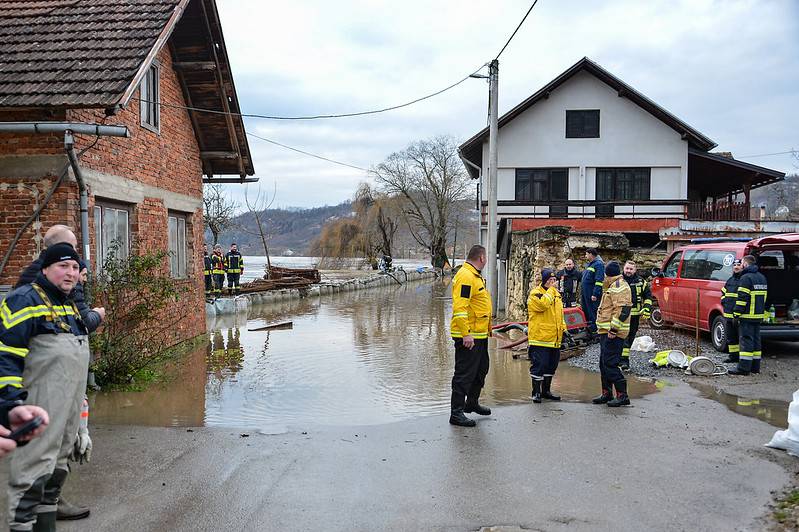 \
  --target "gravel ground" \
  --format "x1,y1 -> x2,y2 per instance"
567,323 -> 731,379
